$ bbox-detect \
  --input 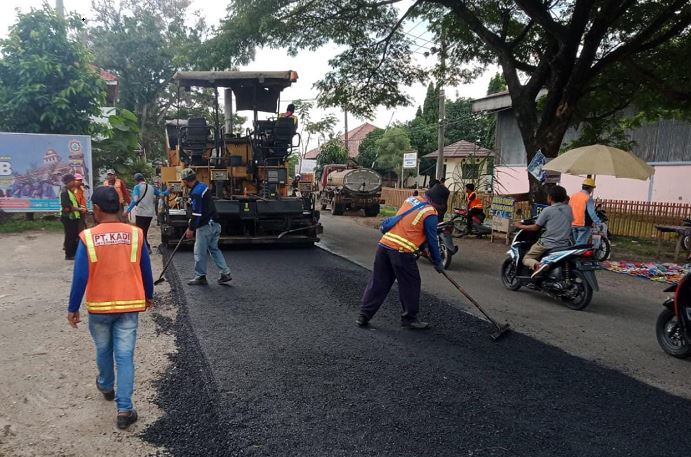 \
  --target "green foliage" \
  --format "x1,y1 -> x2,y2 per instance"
315,138 -> 349,178
375,127 -> 412,171
0,5 -> 105,134
486,73 -> 507,95
356,128 -> 385,169
89,0 -> 209,160
0,216 -> 63,234
93,109 -> 152,186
